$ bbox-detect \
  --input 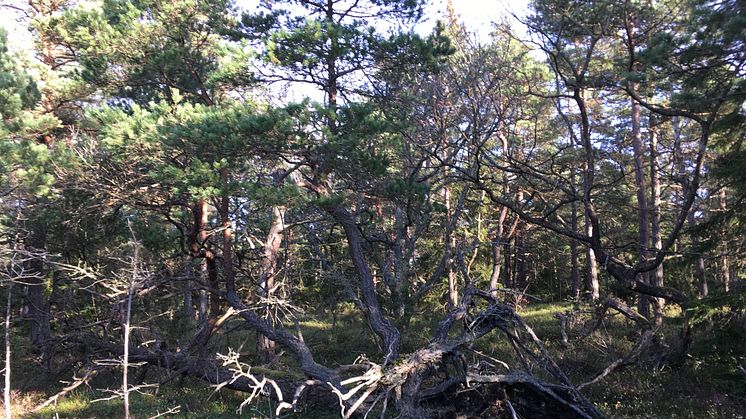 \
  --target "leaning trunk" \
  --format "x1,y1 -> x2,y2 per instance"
324,203 -> 401,364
